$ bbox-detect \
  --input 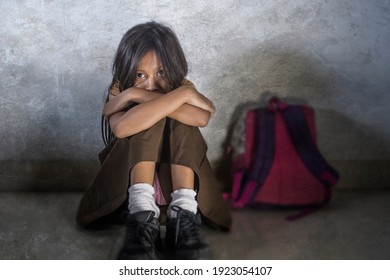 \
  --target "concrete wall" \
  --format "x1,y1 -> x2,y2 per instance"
1,0 -> 389,191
